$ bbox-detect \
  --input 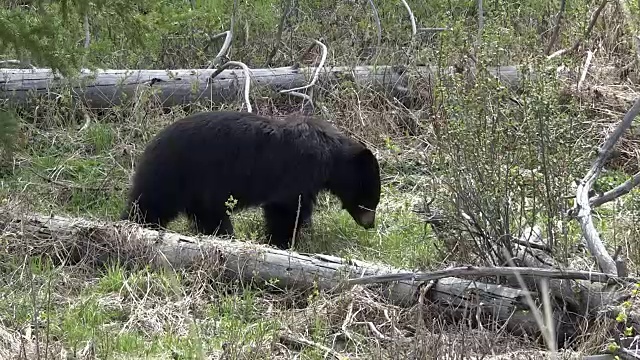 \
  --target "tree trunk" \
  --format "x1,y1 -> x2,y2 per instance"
1,209 -> 568,341
0,64 -> 565,109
